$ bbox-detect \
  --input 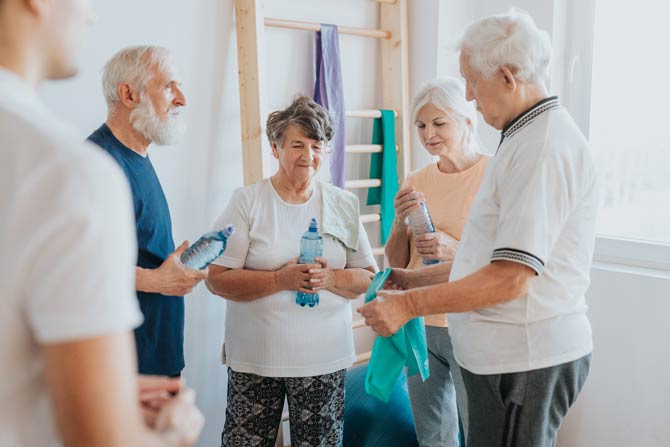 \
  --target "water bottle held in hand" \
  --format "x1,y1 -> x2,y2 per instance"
408,201 -> 440,265
181,225 -> 236,269
296,218 -> 323,307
